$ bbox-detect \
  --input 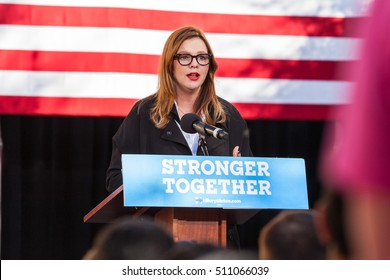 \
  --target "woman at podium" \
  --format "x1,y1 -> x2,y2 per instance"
106,25 -> 252,193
